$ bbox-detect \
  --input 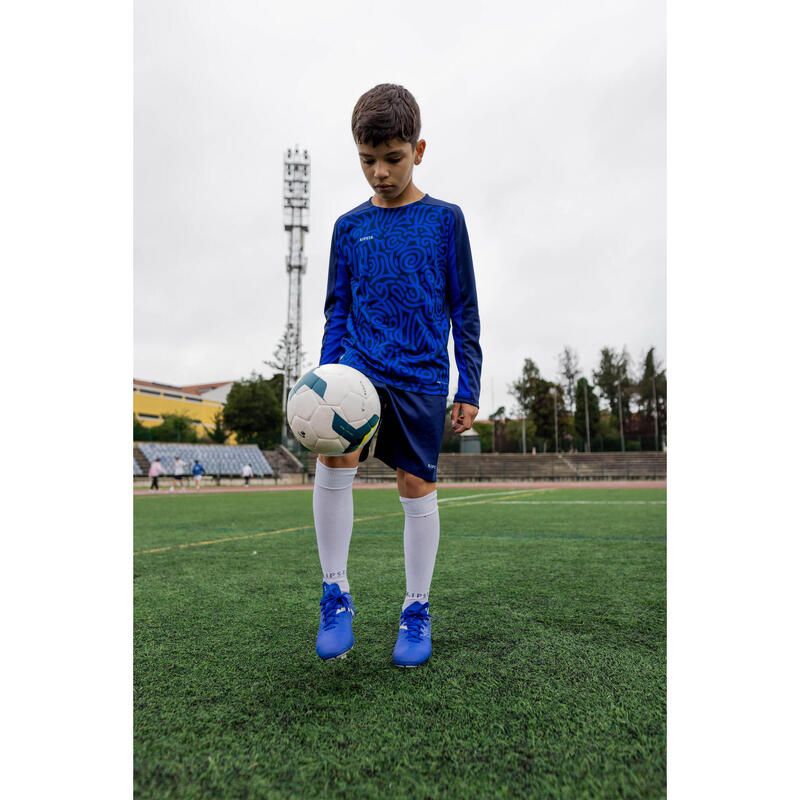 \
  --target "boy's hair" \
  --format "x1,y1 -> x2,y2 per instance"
351,84 -> 421,148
